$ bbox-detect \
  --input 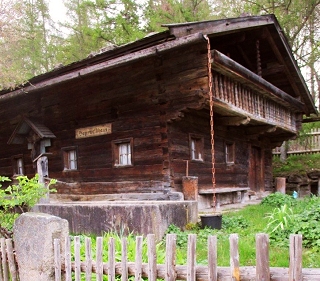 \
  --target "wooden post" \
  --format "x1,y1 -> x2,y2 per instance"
5,239 -> 18,281
74,236 -> 81,281
182,176 -> 198,201
230,234 -> 240,281
96,237 -> 103,281
256,233 -> 270,281
187,234 -> 196,281
208,236 -> 217,281
1,238 -> 9,281
147,234 -> 157,281
289,234 -> 302,281
85,237 -> 92,281
276,177 -> 286,194
65,237 -> 72,281
135,237 -> 143,281
36,155 -> 50,203
121,238 -> 128,281
108,238 -> 116,281
165,234 -> 176,281
54,239 -> 61,281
